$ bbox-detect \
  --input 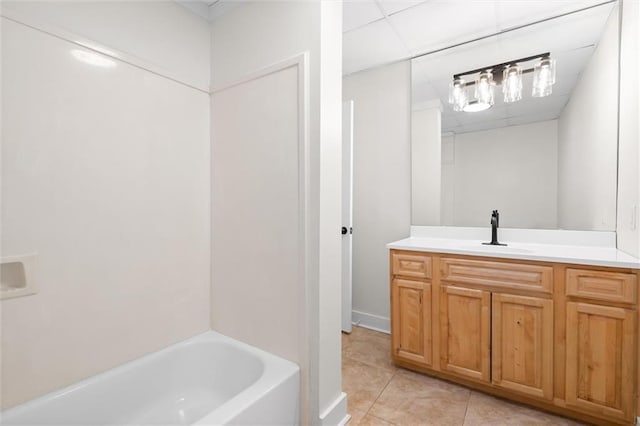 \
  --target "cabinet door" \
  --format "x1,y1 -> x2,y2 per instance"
391,278 -> 432,366
440,286 -> 491,382
492,293 -> 553,400
566,302 -> 636,421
